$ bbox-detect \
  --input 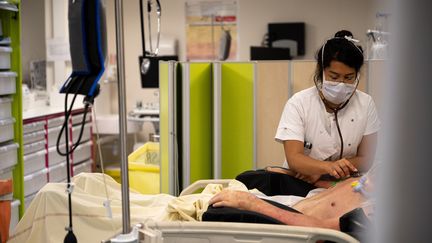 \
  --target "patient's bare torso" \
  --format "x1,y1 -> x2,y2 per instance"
292,178 -> 365,220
